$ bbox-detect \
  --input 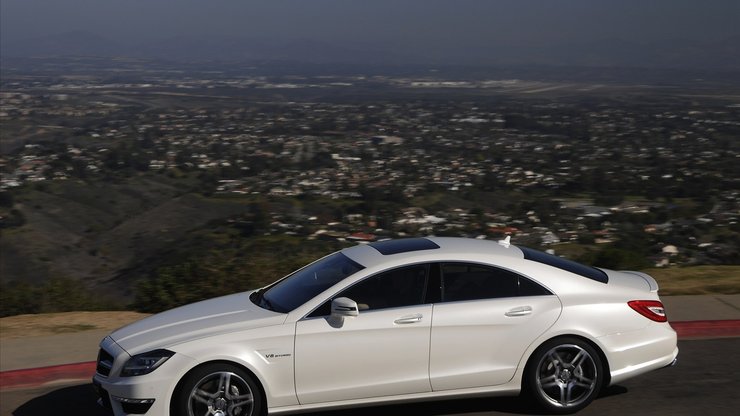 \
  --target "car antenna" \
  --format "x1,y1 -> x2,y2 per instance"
498,236 -> 511,248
